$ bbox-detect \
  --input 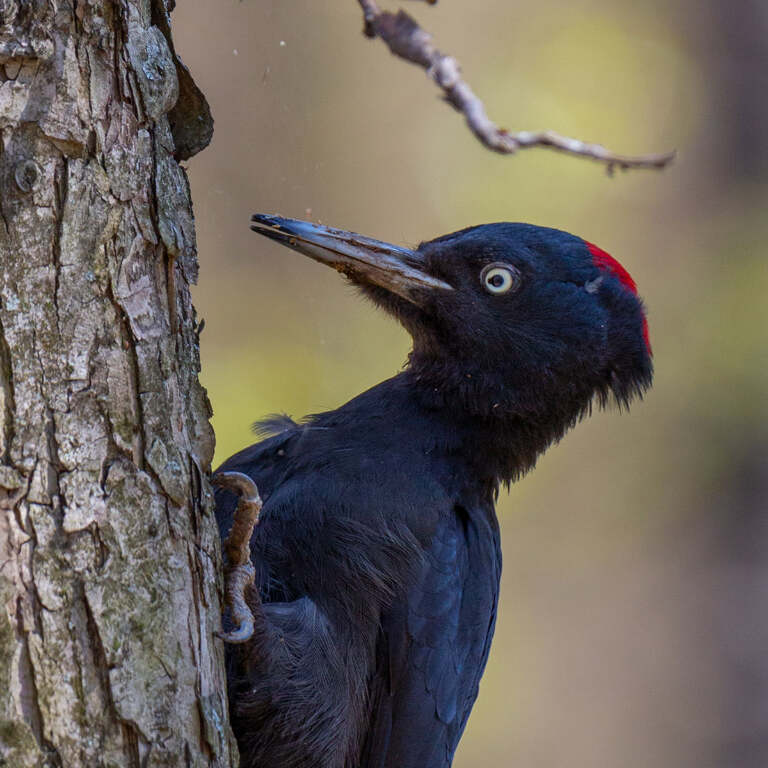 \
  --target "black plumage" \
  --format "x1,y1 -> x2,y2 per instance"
214,216 -> 652,767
